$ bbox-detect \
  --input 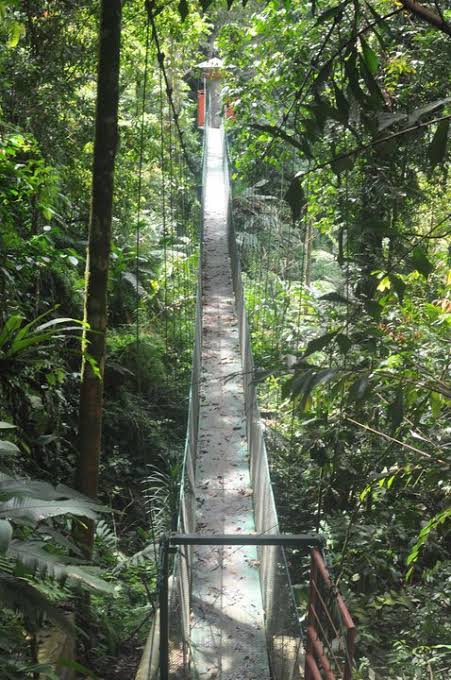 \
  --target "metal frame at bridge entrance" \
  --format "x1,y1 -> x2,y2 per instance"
158,532 -> 324,680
